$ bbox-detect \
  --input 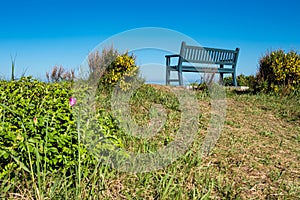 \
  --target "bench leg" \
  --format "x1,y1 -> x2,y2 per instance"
219,72 -> 224,85
219,64 -> 224,85
166,67 -> 170,85
232,72 -> 237,86
178,69 -> 183,86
